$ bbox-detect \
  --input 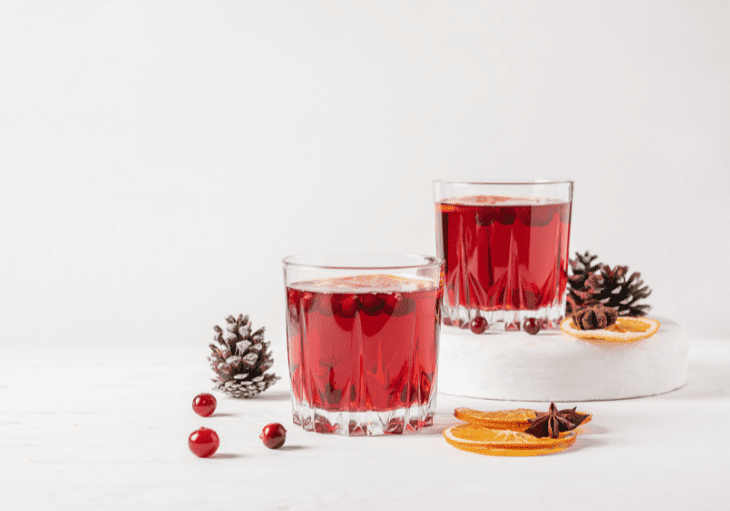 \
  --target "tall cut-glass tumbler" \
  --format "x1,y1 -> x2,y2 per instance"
434,180 -> 573,332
